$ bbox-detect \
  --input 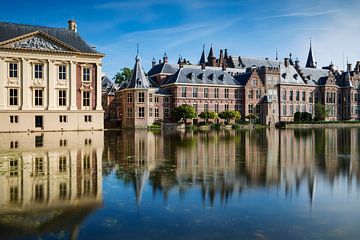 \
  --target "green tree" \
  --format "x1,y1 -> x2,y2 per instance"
113,67 -> 132,84
172,104 -> 197,123
245,113 -> 258,124
198,111 -> 218,124
218,110 -> 241,124
314,103 -> 330,121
